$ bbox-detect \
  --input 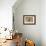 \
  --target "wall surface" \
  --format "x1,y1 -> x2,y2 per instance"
0,0 -> 17,39
13,0 -> 46,46
13,0 -> 41,46
41,0 -> 46,46
0,0 -> 46,46
0,0 -> 16,29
